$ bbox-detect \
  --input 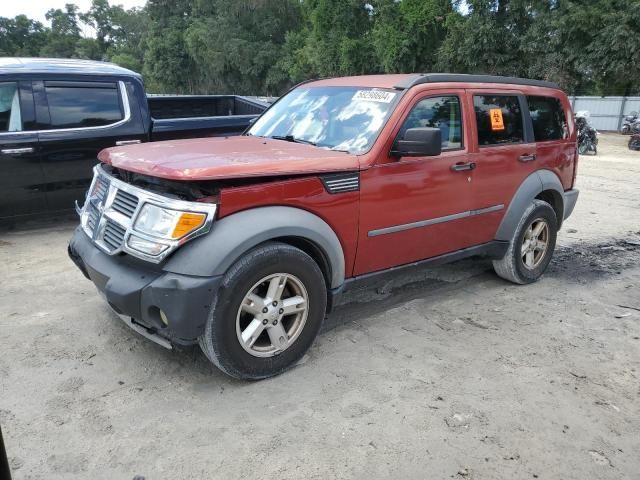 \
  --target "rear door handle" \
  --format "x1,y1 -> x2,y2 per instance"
1,147 -> 34,155
115,139 -> 142,146
519,154 -> 536,162
451,161 -> 476,172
